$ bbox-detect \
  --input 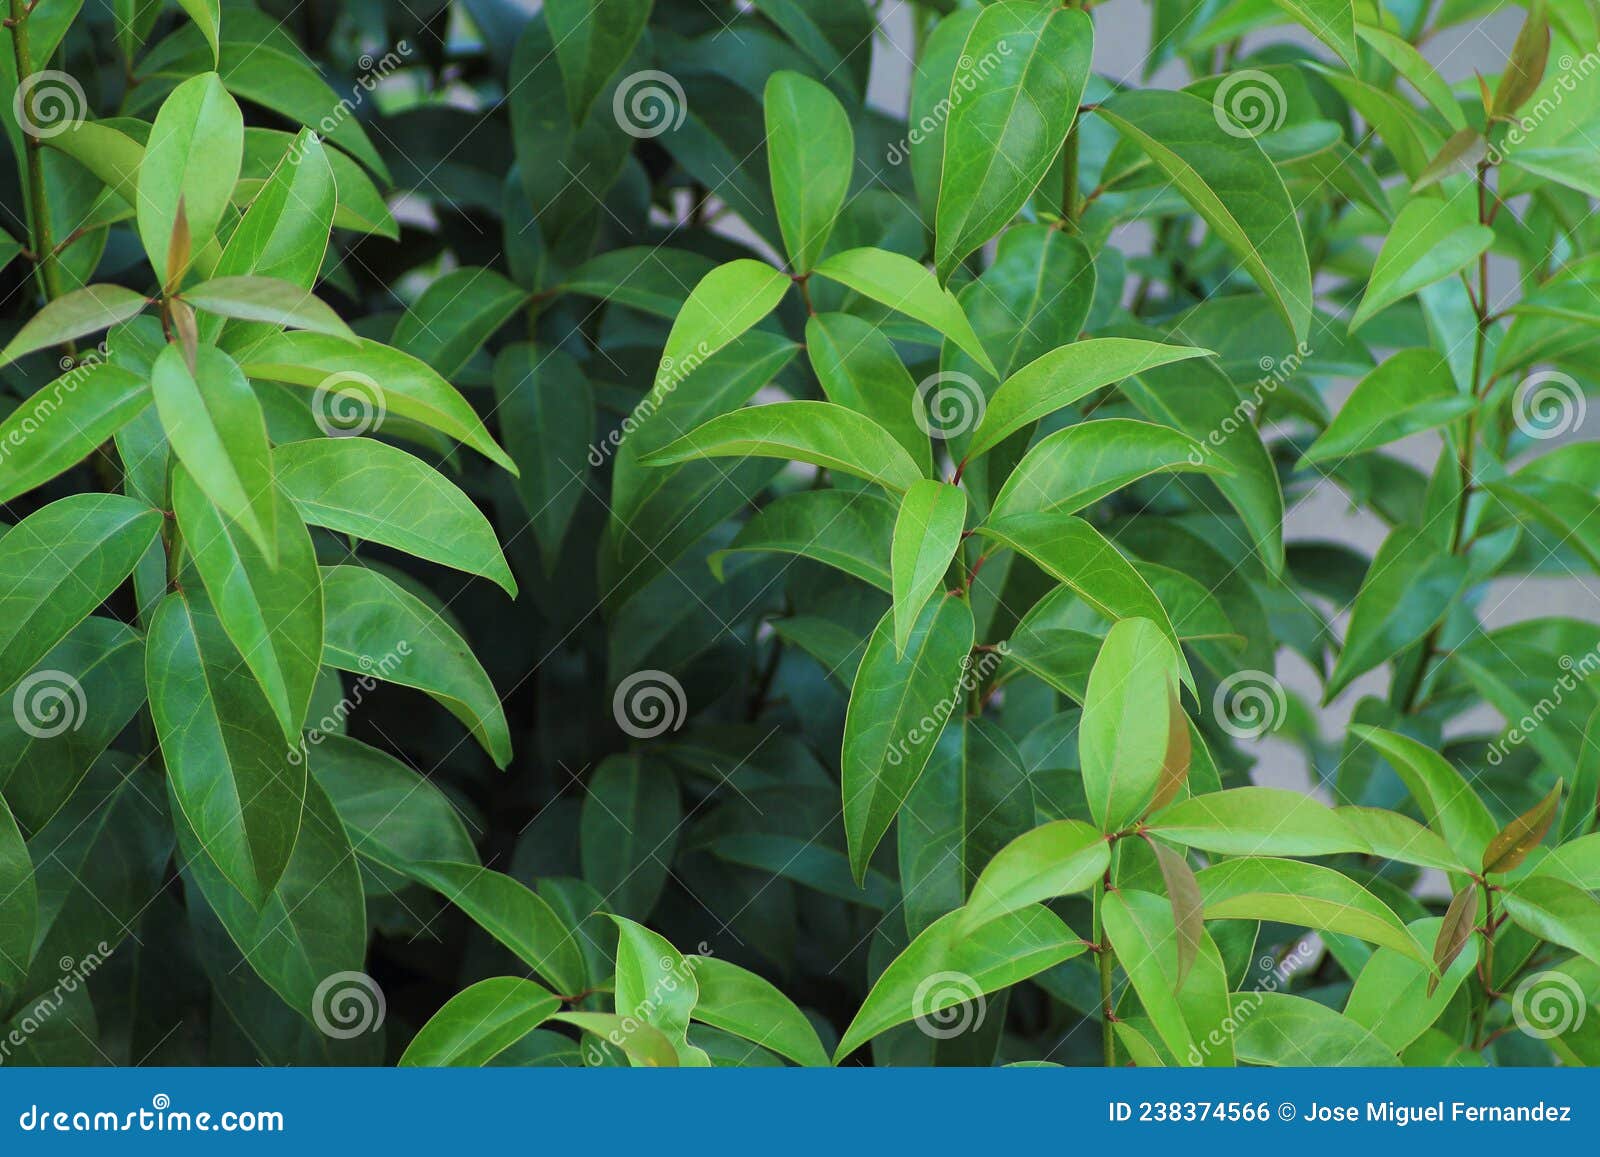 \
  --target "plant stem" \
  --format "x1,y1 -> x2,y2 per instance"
8,0 -> 65,307
1093,873 -> 1116,1066
1471,885 -> 1499,1048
